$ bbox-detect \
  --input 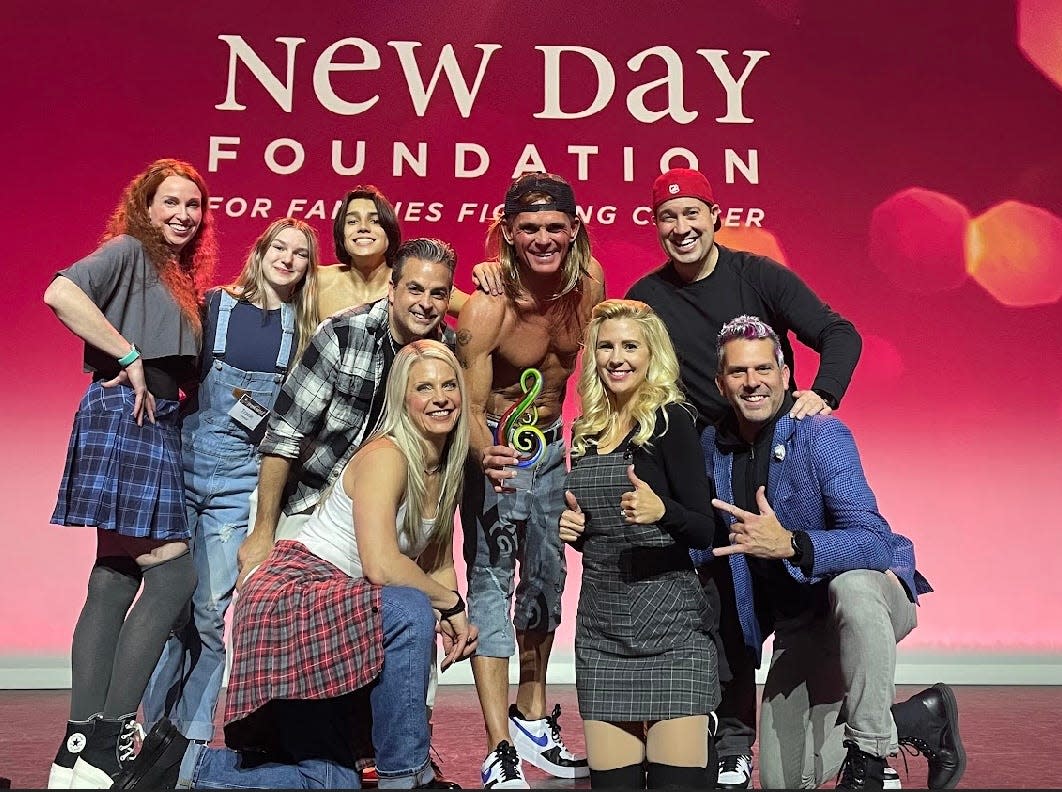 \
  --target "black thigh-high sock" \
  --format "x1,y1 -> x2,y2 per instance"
646,762 -> 709,789
102,552 -> 196,717
69,557 -> 142,720
591,763 -> 646,788
706,728 -> 719,787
